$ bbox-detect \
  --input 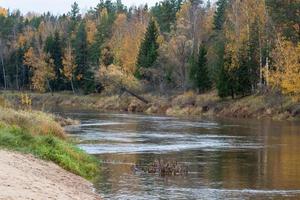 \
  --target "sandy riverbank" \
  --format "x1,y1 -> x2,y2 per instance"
0,150 -> 101,200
